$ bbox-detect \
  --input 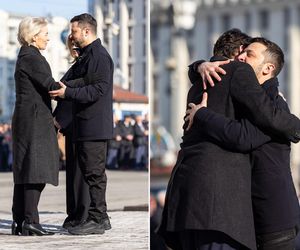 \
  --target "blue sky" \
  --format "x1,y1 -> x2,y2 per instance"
0,0 -> 88,19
